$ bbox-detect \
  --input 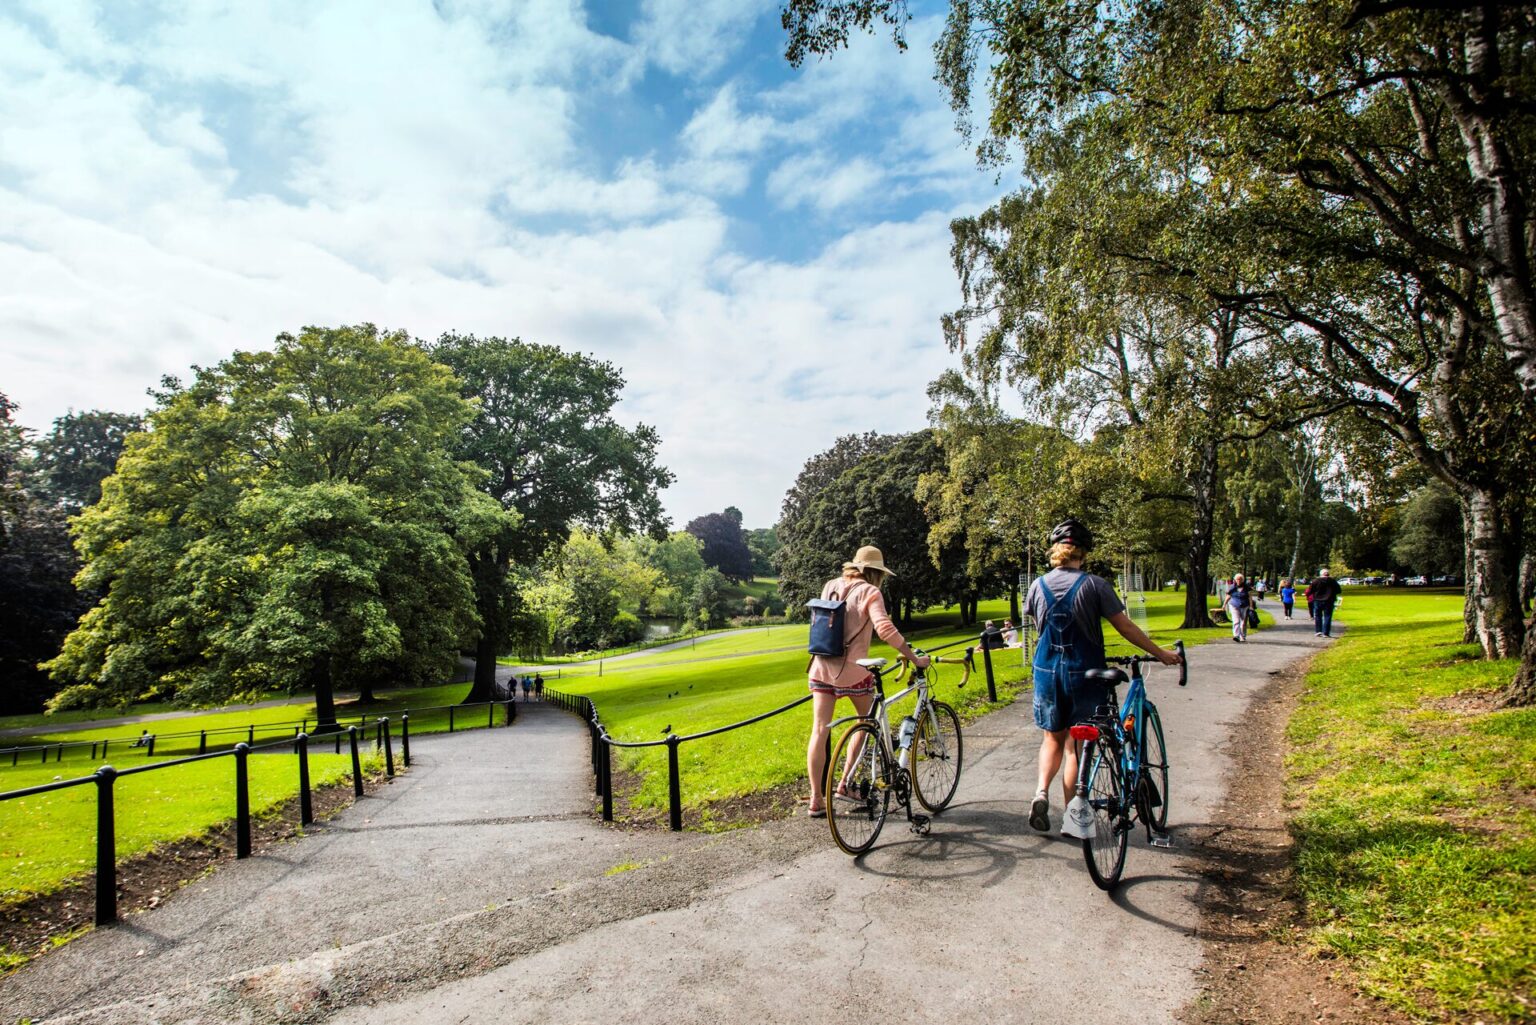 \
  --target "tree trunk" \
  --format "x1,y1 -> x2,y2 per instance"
357,679 -> 376,703
1519,552 -> 1535,614
1463,485 -> 1526,659
1463,501 -> 1478,644
464,631 -> 500,703
1009,579 -> 1021,624
1181,438 -> 1219,630
311,660 -> 339,732
1504,612 -> 1536,707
